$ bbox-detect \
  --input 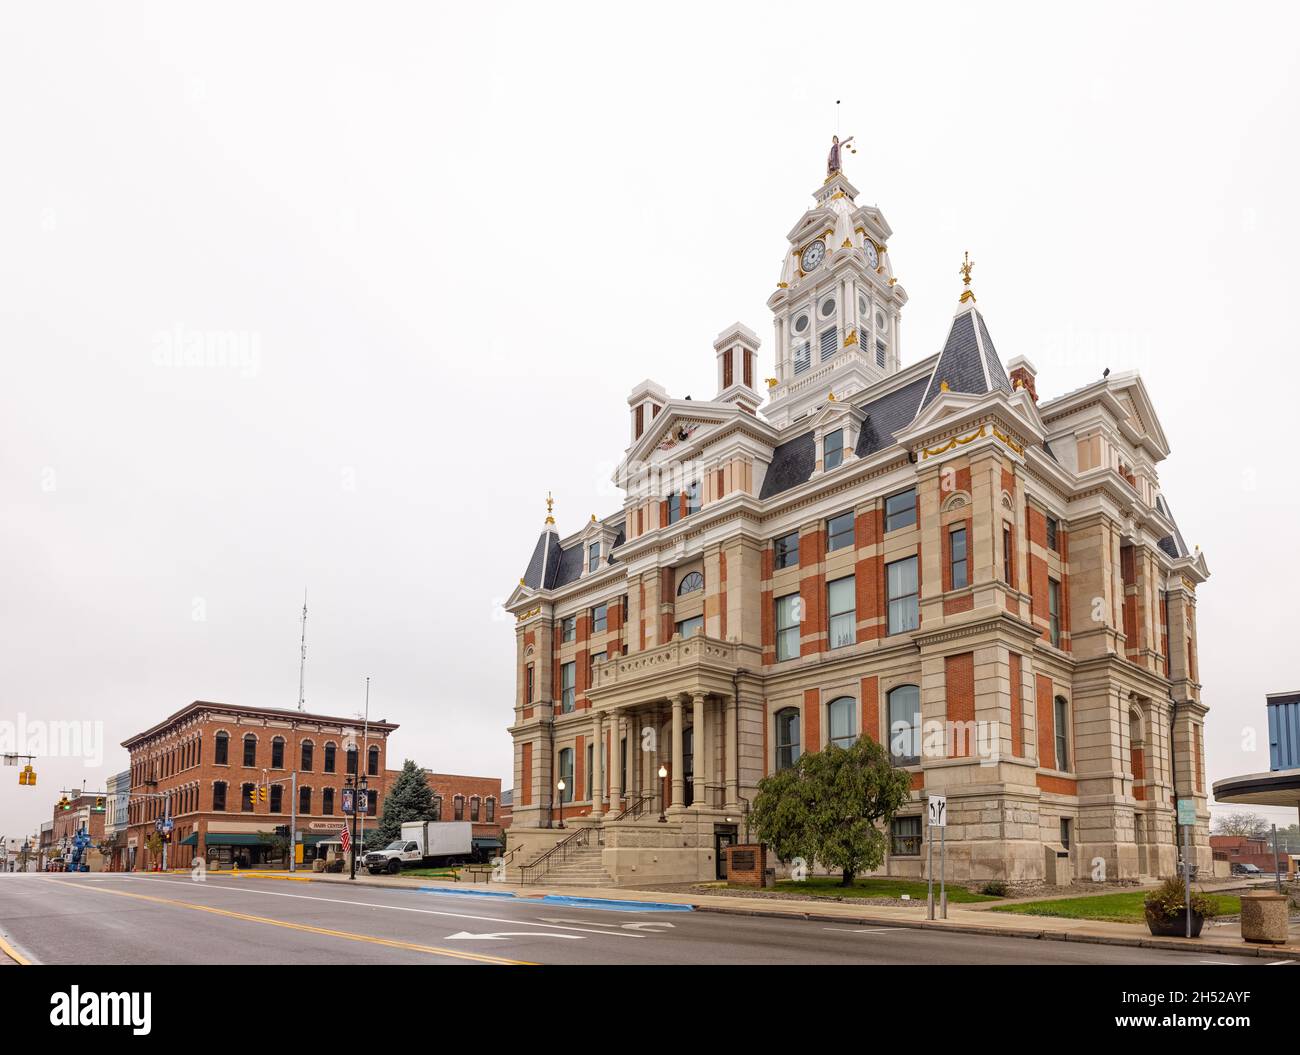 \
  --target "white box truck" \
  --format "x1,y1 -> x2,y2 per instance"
363,820 -> 474,874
